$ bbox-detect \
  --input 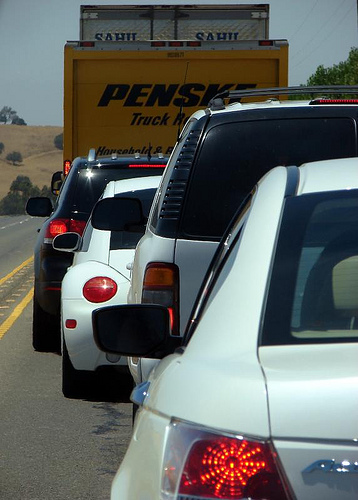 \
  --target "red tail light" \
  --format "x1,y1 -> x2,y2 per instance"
142,263 -> 179,335
151,41 -> 166,47
79,41 -> 95,47
259,40 -> 274,46
179,438 -> 288,499
69,219 -> 86,235
45,218 -> 86,242
162,420 -> 291,500
83,277 -> 117,303
46,219 -> 69,239
63,160 -> 71,175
